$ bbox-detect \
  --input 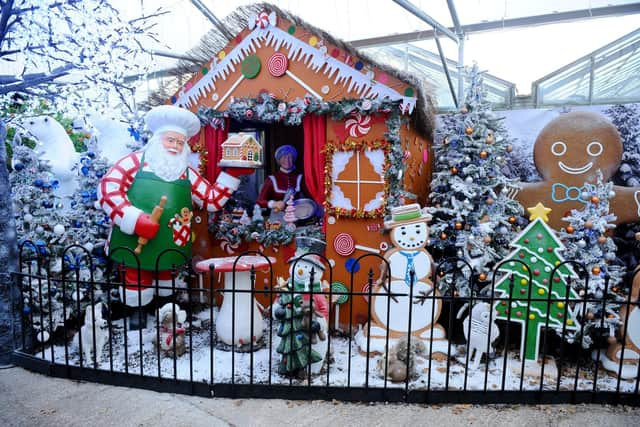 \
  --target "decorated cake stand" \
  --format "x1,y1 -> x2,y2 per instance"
195,255 -> 275,349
